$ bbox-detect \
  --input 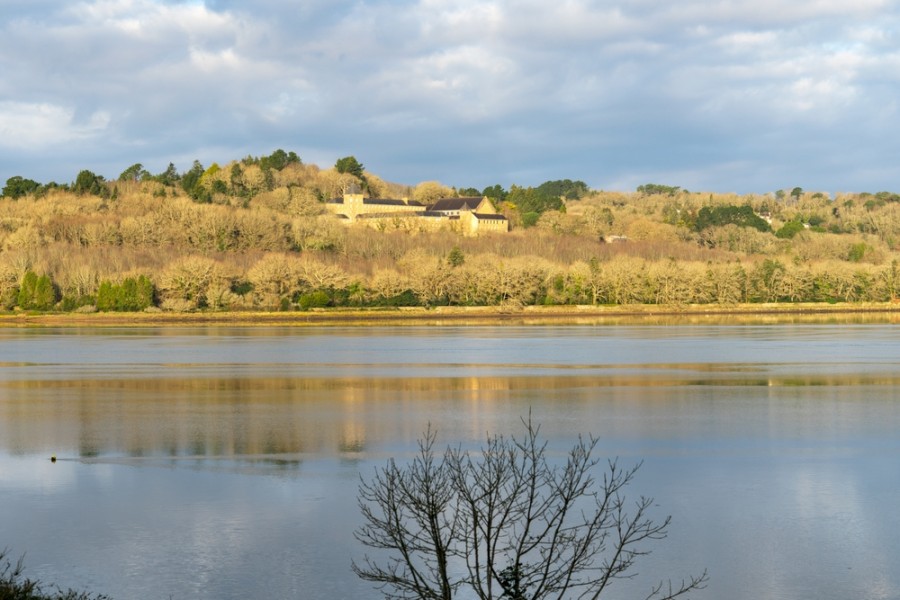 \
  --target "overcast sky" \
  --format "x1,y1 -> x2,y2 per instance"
1,0 -> 899,194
